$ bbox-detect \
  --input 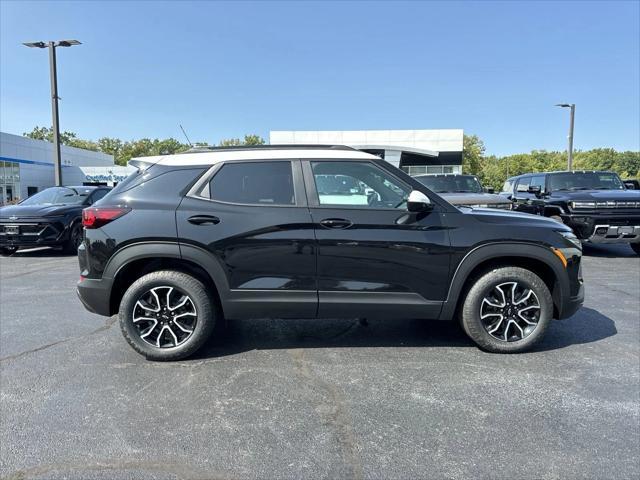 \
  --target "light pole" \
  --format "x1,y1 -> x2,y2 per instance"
23,40 -> 81,186
556,103 -> 575,171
